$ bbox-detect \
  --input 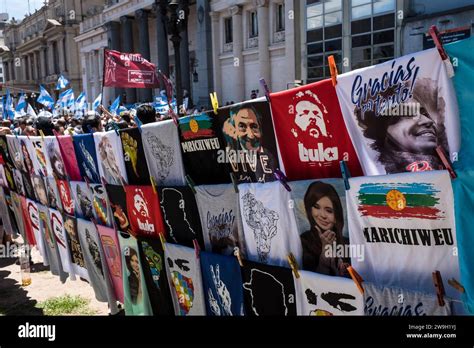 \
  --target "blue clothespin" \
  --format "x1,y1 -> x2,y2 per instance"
185,175 -> 196,194
340,160 -> 351,190
259,78 -> 271,103
274,168 -> 291,192
134,115 -> 143,133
